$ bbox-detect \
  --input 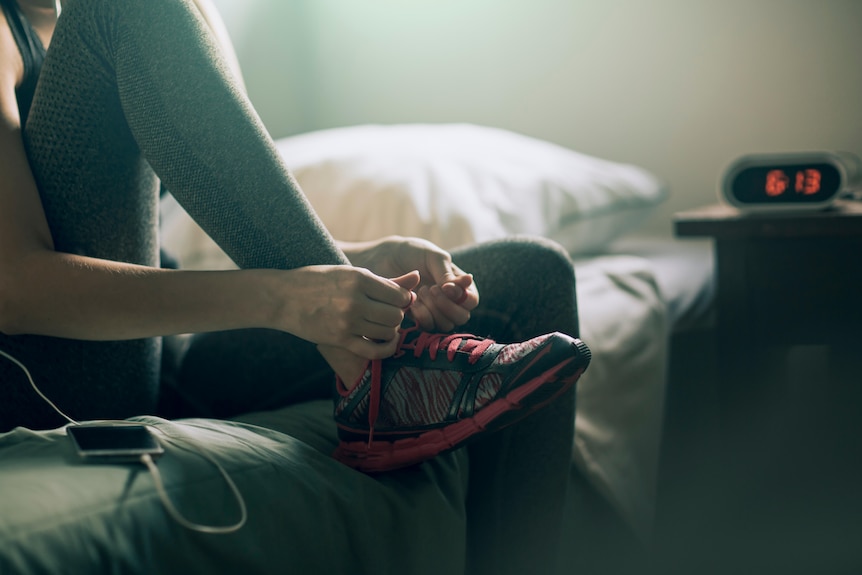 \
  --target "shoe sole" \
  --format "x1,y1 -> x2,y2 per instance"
333,337 -> 591,473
